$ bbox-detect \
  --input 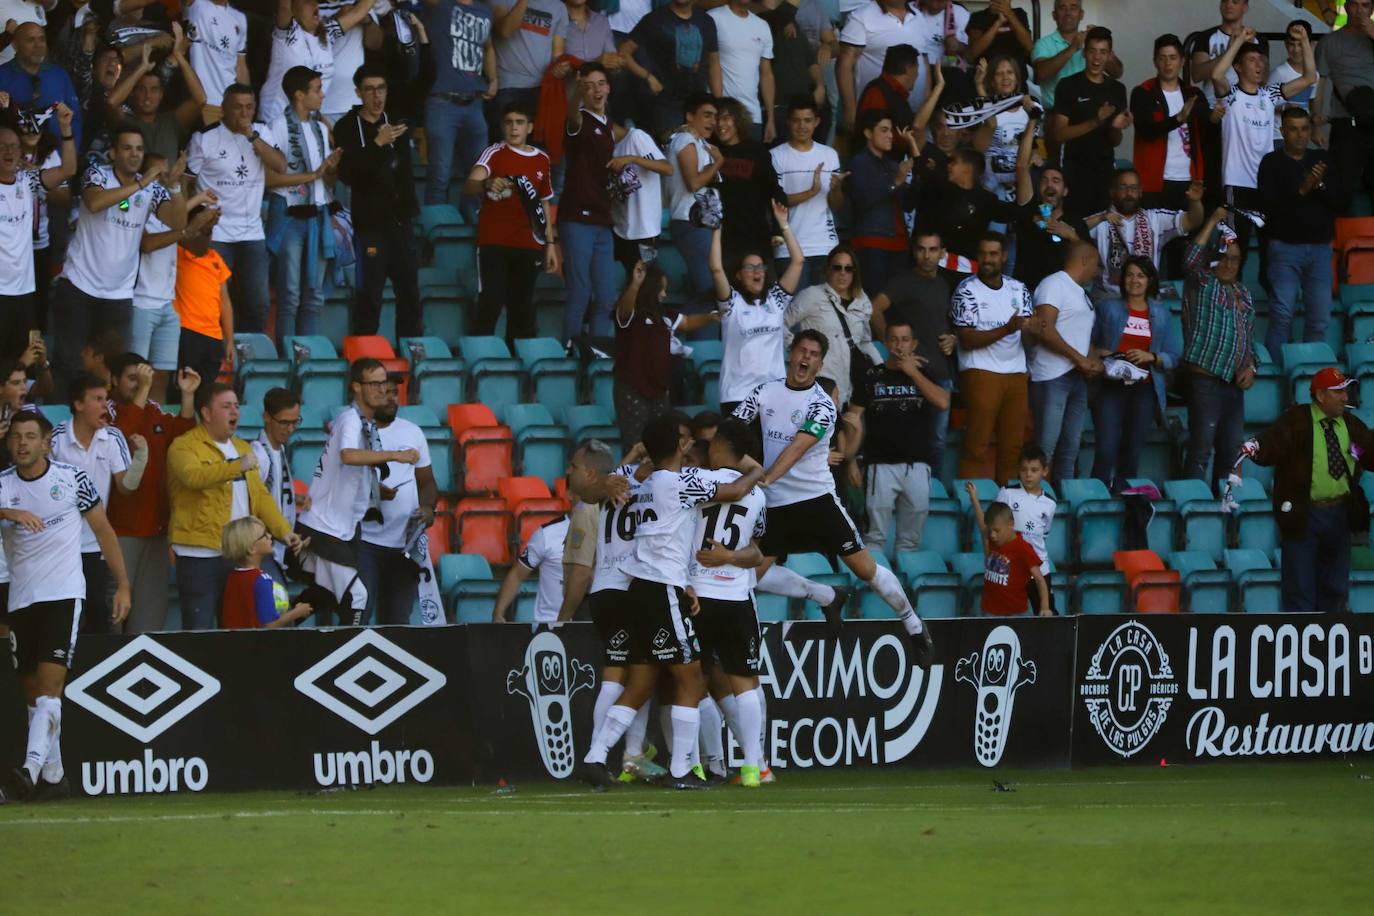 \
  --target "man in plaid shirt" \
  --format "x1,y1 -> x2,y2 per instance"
1181,205 -> 1259,487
